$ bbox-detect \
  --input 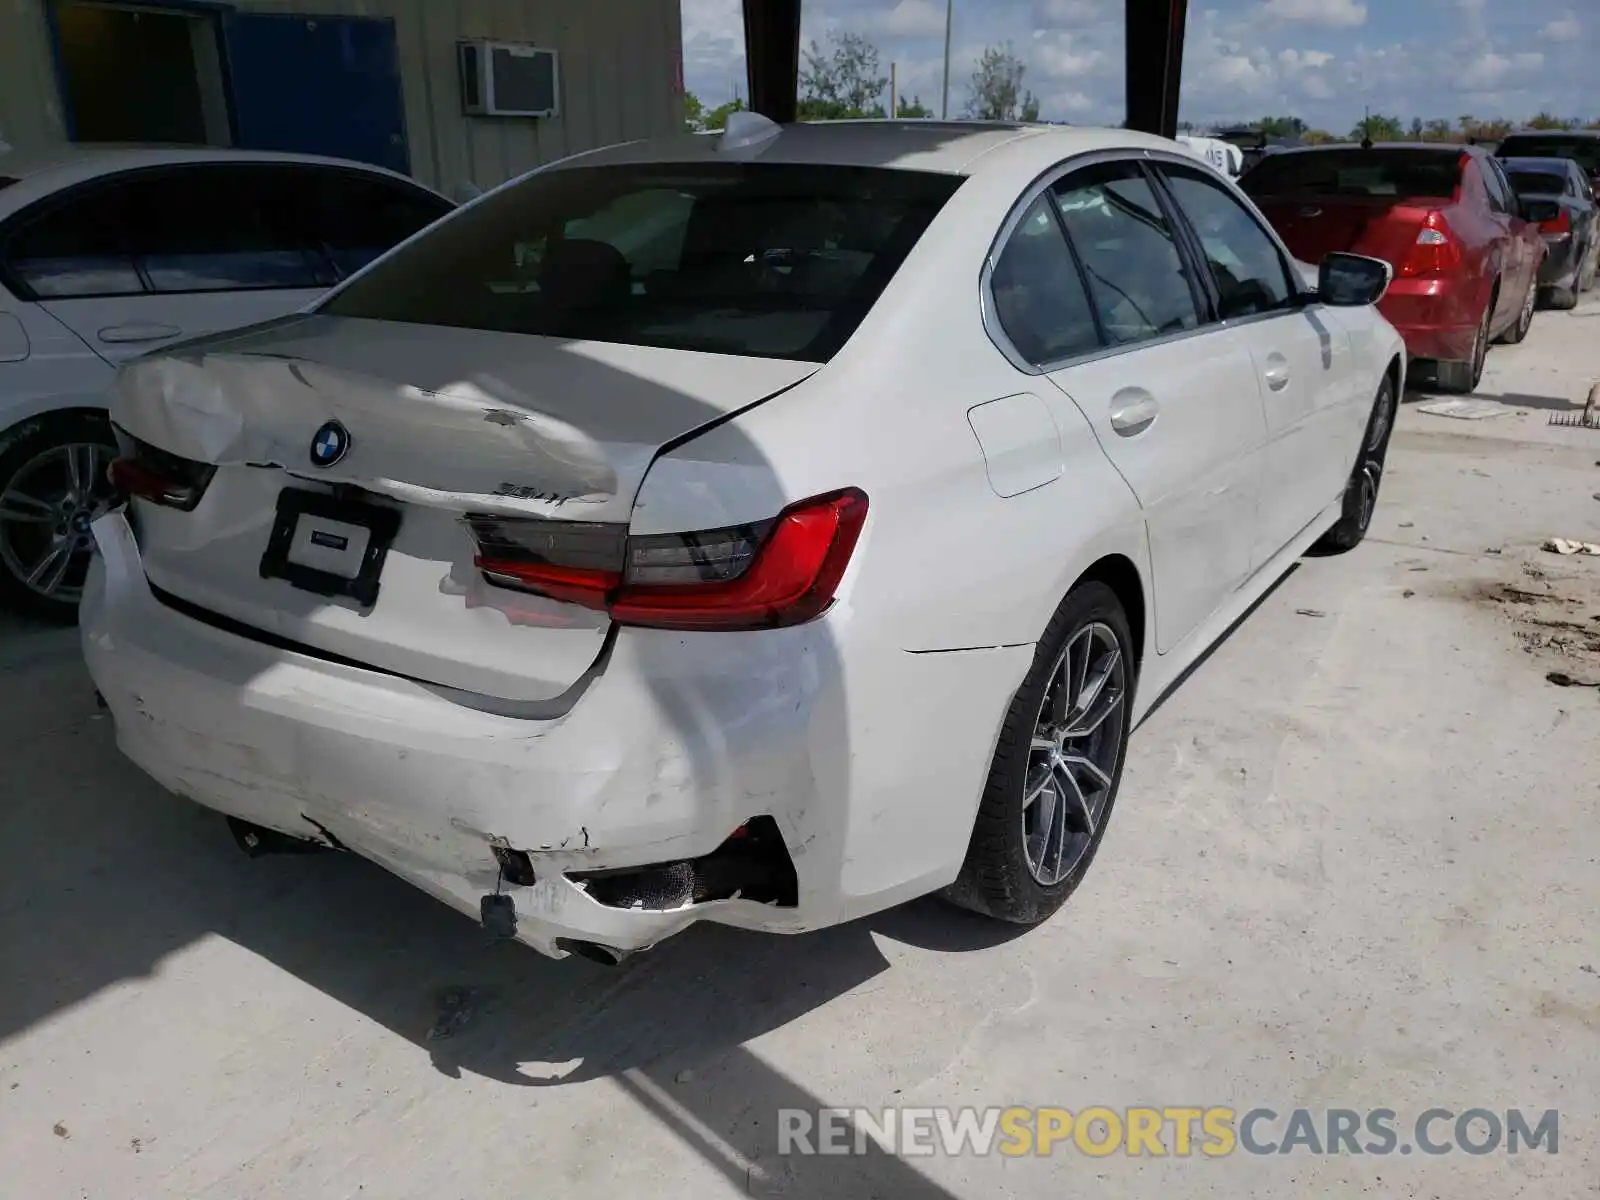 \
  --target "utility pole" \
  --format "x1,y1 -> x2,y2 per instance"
890,62 -> 898,118
940,0 -> 953,119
